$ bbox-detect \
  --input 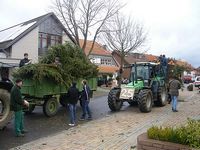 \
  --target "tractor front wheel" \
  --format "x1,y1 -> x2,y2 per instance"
138,89 -> 153,113
43,97 -> 58,117
108,88 -> 123,111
